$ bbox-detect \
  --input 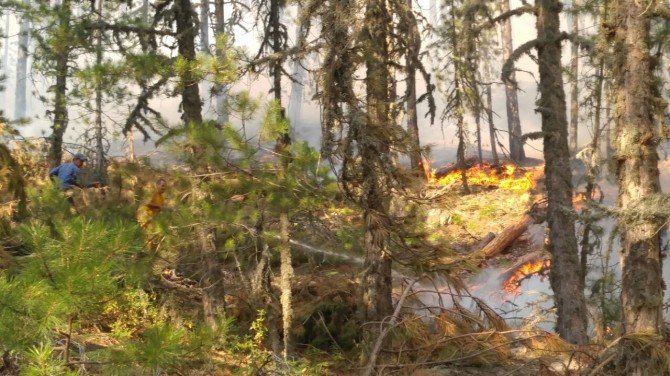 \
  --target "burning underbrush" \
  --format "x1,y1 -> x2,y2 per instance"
503,259 -> 552,295
422,162 -> 542,264
428,162 -> 538,192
